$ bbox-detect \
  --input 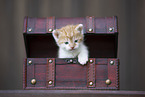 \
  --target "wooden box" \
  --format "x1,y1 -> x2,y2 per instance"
23,16 -> 119,90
